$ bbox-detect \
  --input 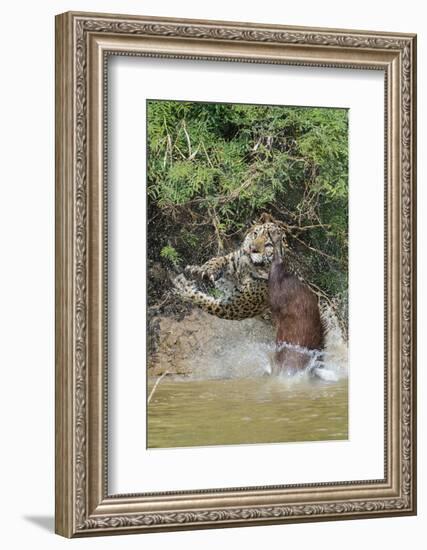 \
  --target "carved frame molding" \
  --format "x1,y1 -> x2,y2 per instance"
55,11 -> 416,537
